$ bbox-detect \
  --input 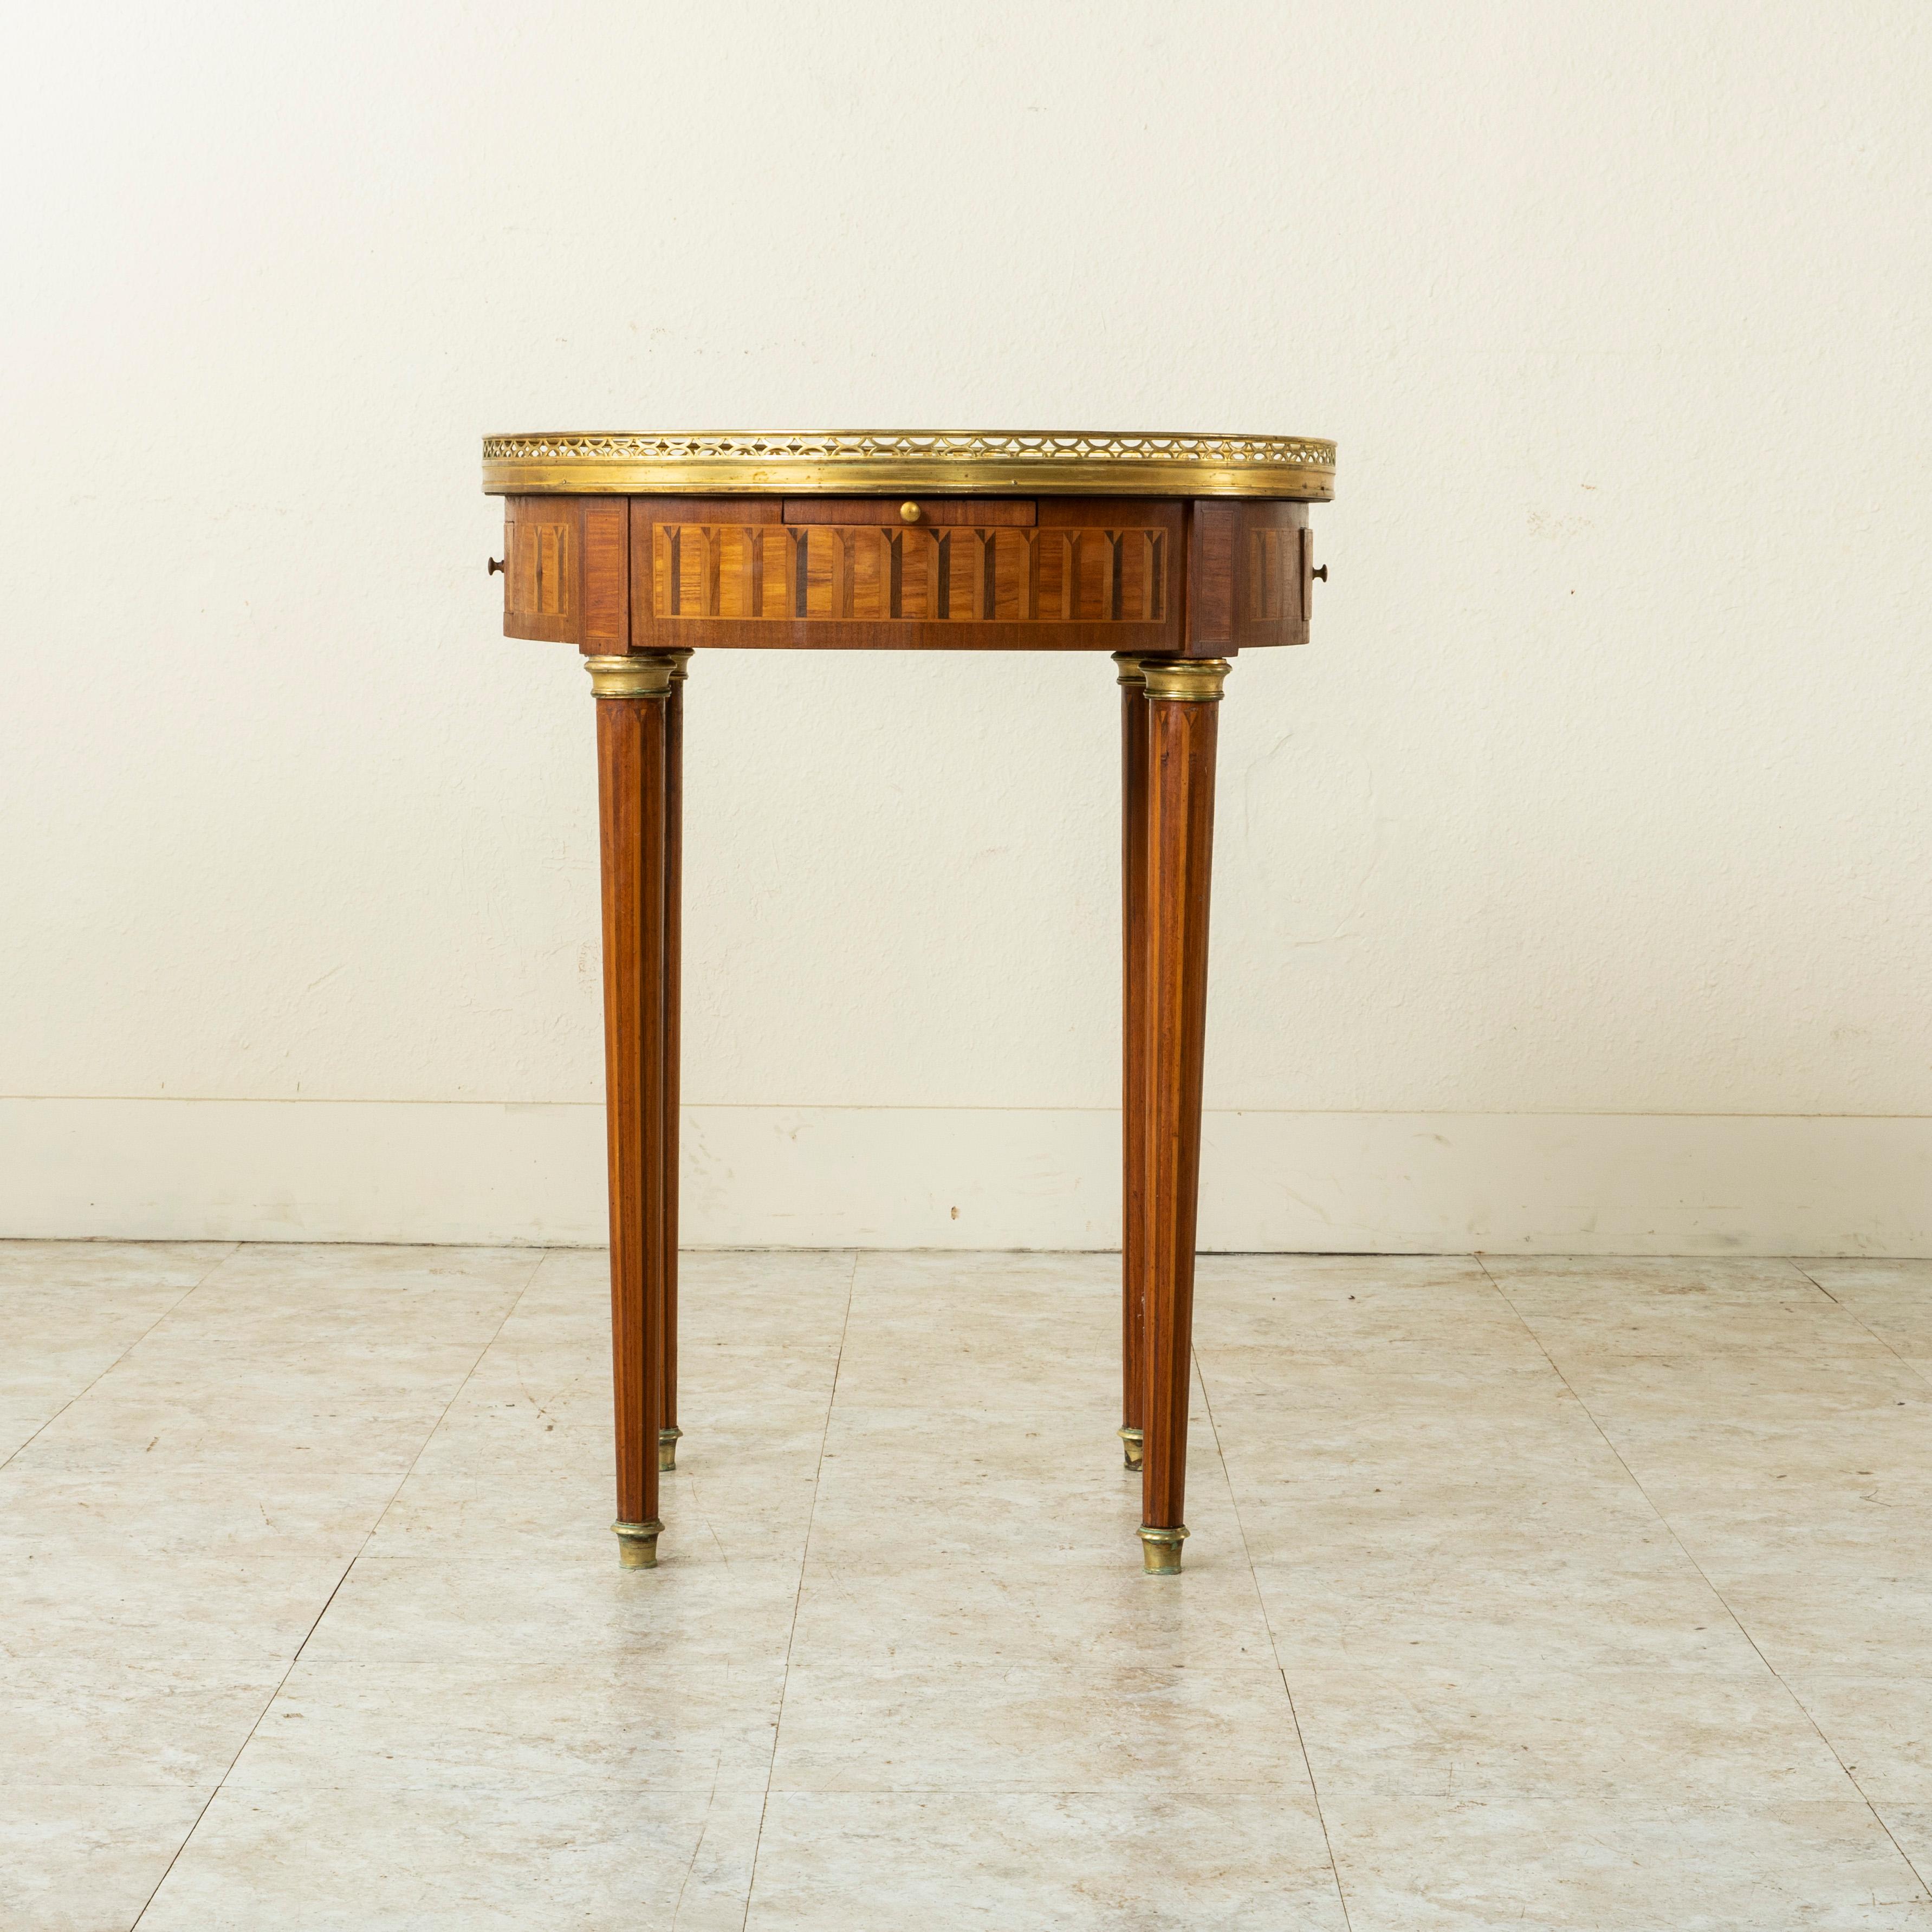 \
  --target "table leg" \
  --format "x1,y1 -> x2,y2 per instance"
588,653 -> 676,1568
660,652 -> 690,1473
1137,656 -> 1230,1574
1113,654 -> 1150,1473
